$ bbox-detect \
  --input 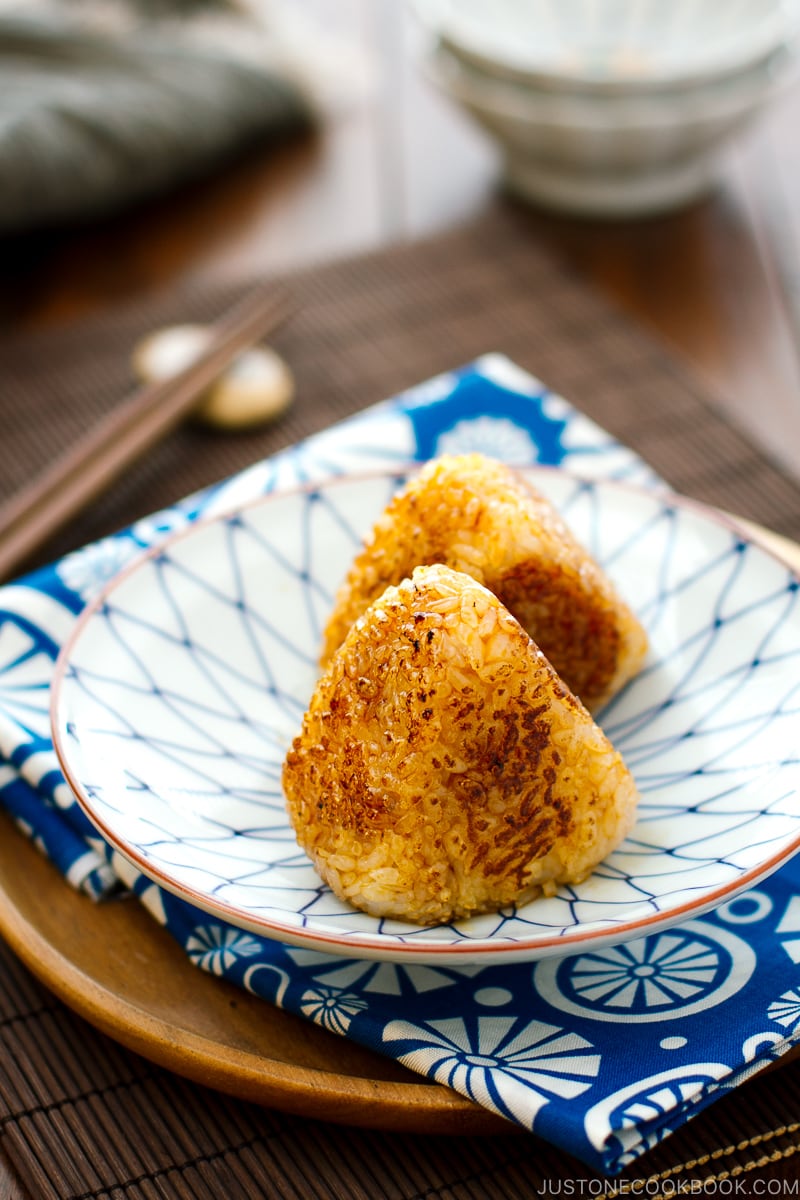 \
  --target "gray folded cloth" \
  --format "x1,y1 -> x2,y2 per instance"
0,1 -> 314,232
